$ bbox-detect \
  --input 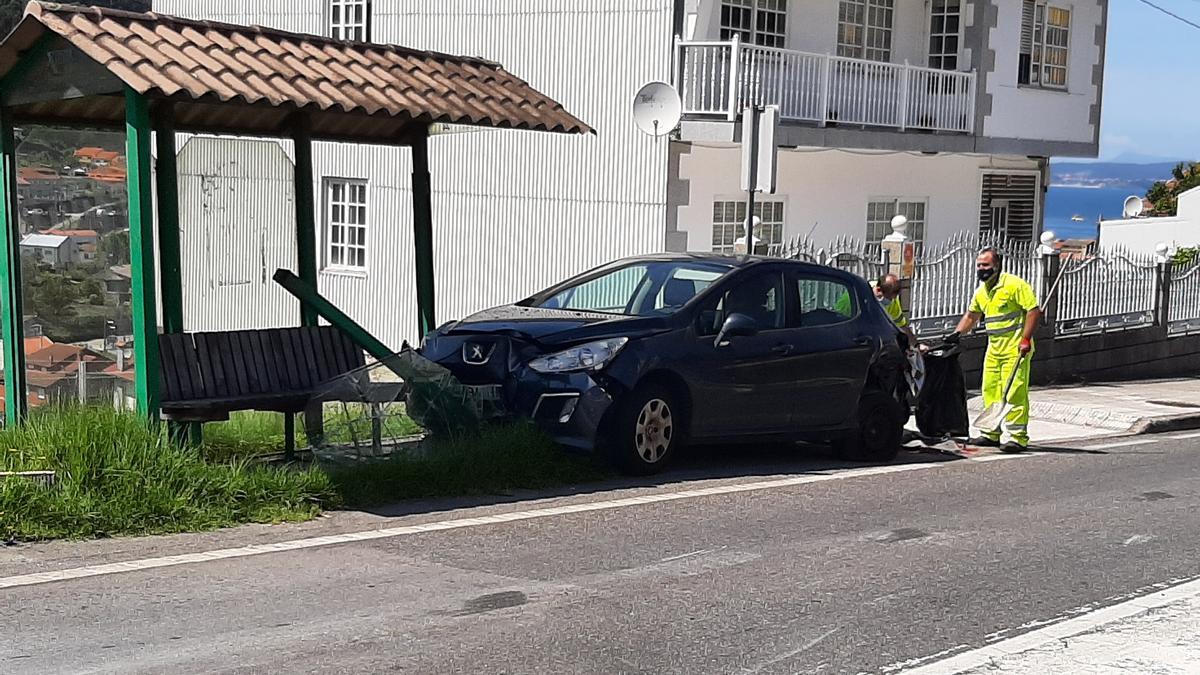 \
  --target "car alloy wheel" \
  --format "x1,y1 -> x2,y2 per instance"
834,389 -> 903,463
634,398 -> 673,464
